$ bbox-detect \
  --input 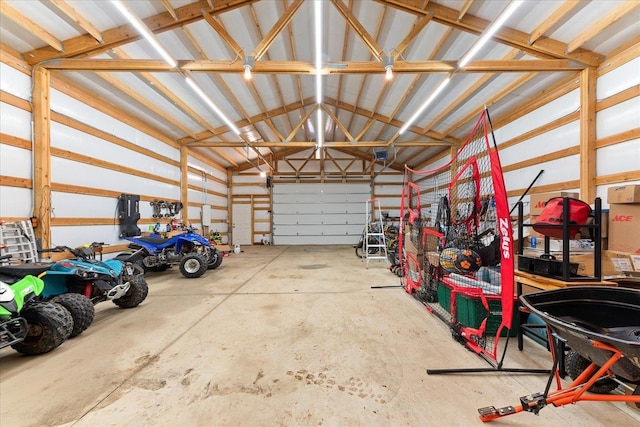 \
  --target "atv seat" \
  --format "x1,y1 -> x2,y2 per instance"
136,236 -> 172,244
0,262 -> 54,277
